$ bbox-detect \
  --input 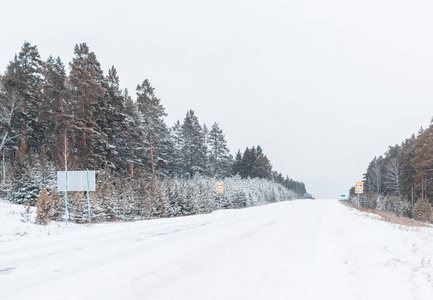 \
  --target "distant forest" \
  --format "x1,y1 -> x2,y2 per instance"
352,123 -> 433,223
0,42 -> 306,224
